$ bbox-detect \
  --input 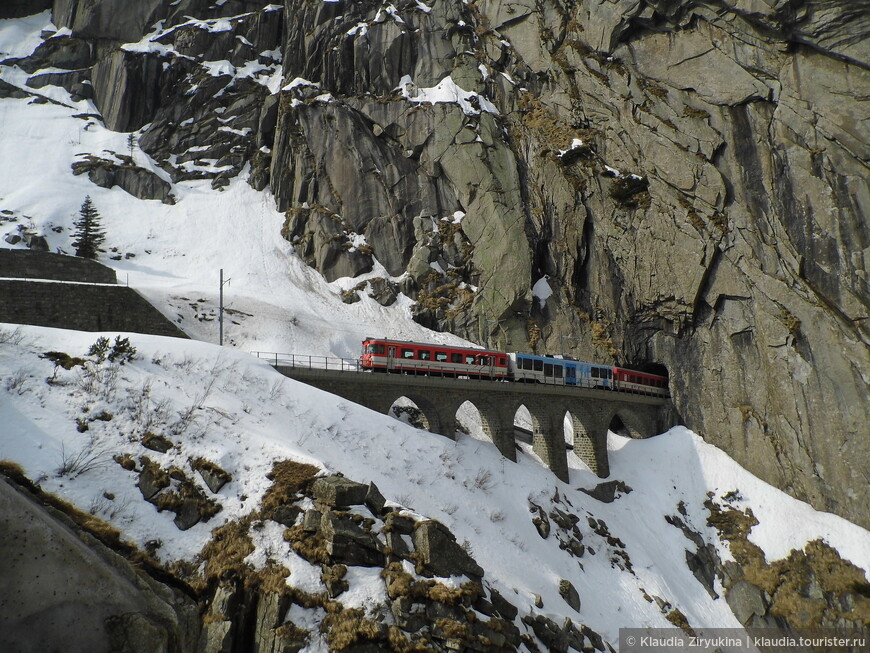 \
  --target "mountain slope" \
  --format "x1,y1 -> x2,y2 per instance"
1,1 -> 867,529
1,324 -> 868,651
